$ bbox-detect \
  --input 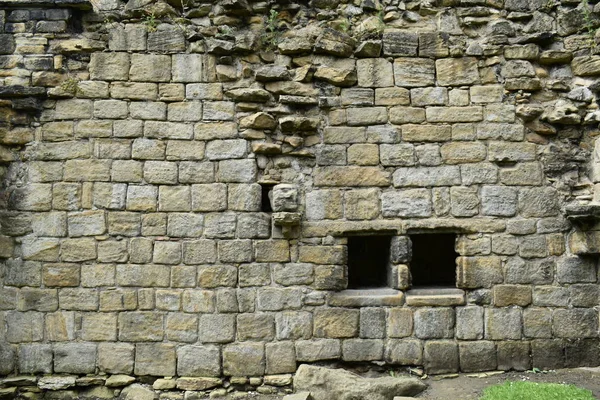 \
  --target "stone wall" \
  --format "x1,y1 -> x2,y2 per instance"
2,0 -> 600,384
